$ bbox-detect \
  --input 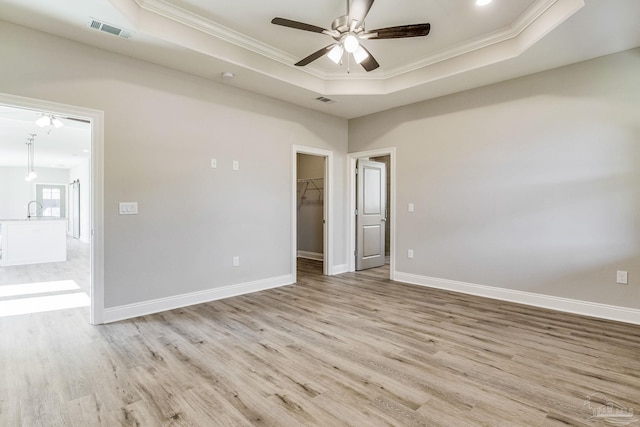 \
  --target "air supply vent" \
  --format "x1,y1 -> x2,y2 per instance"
315,96 -> 335,104
88,18 -> 133,39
